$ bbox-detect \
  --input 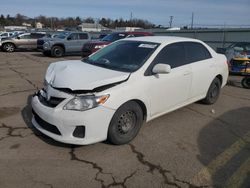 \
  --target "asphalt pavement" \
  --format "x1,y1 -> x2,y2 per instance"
0,51 -> 249,188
